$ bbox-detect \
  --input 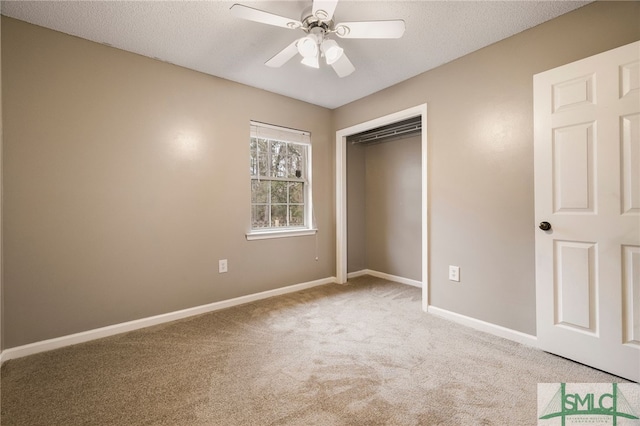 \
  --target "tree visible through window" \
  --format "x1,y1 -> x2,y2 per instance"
249,122 -> 311,230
